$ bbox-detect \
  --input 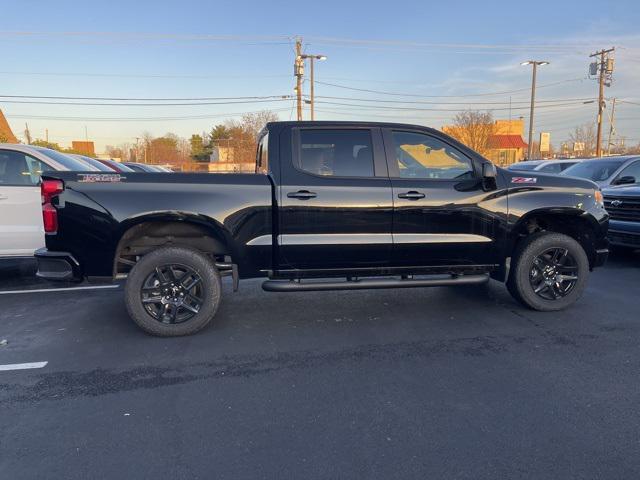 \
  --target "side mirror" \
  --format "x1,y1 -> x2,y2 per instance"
481,162 -> 498,191
615,175 -> 636,185
482,162 -> 497,179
